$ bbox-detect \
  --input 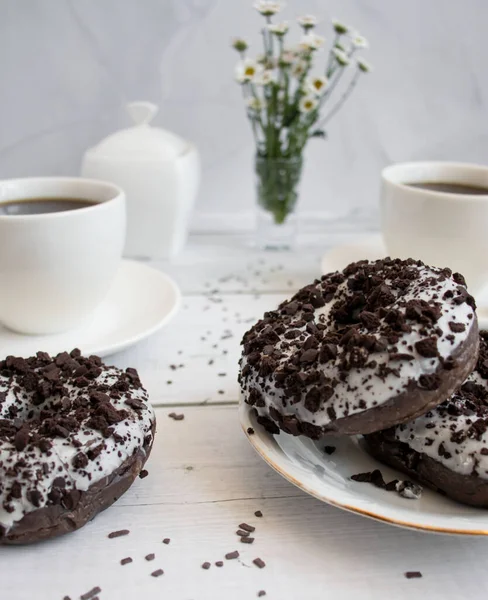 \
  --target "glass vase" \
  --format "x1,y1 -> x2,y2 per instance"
255,154 -> 303,250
